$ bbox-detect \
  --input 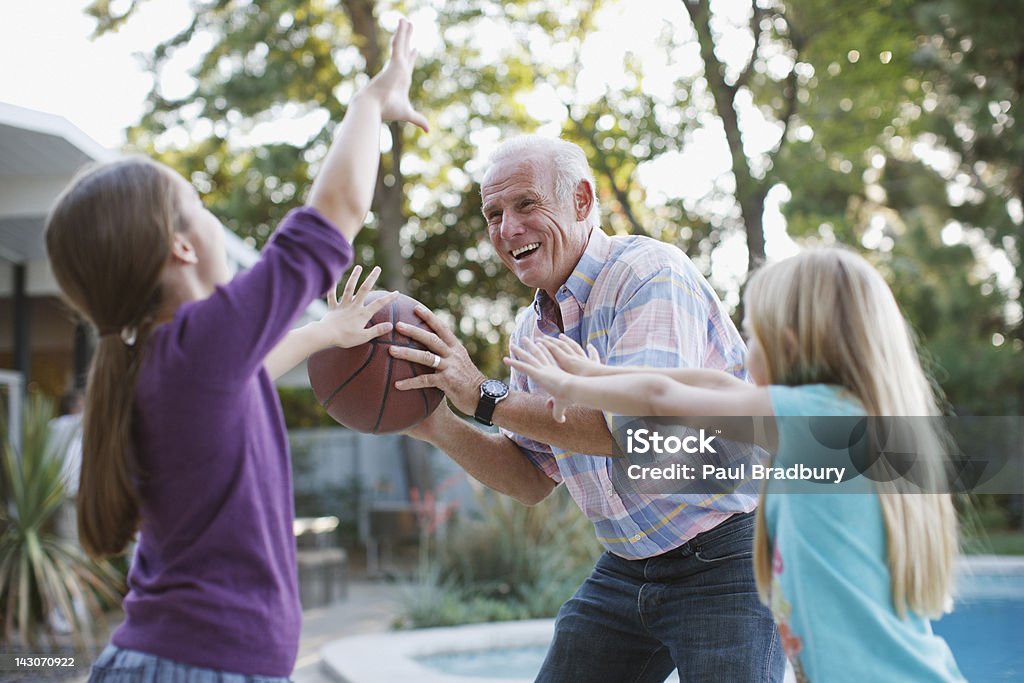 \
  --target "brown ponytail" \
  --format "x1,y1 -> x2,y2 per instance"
44,158 -> 183,558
